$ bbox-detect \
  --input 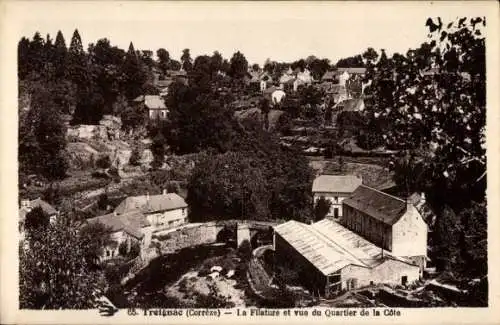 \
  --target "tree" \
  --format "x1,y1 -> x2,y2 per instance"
79,221 -> 116,263
313,197 -> 332,221
363,17 -> 486,209
229,51 -> 249,79
24,207 -> 50,236
129,147 -> 142,166
51,31 -> 68,79
210,51 -> 224,74
181,48 -> 193,71
187,151 -> 270,221
121,42 -> 147,100
308,58 -> 330,80
251,63 -> 260,72
20,220 -> 107,309
151,132 -> 167,168
157,48 -> 170,74
19,84 -> 68,179
237,239 -> 252,261
336,54 -> 364,68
